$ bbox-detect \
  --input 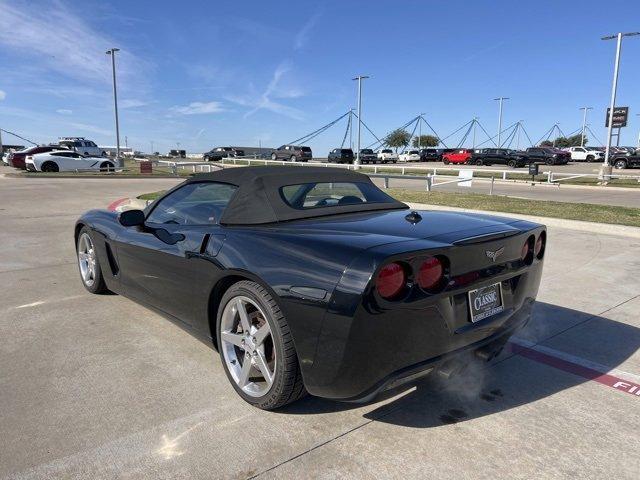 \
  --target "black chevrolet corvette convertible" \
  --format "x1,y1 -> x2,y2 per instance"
75,166 -> 546,409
